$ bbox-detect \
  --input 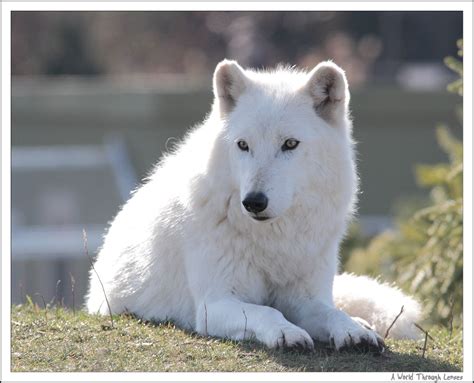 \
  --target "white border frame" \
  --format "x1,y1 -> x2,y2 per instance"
1,2 -> 472,382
